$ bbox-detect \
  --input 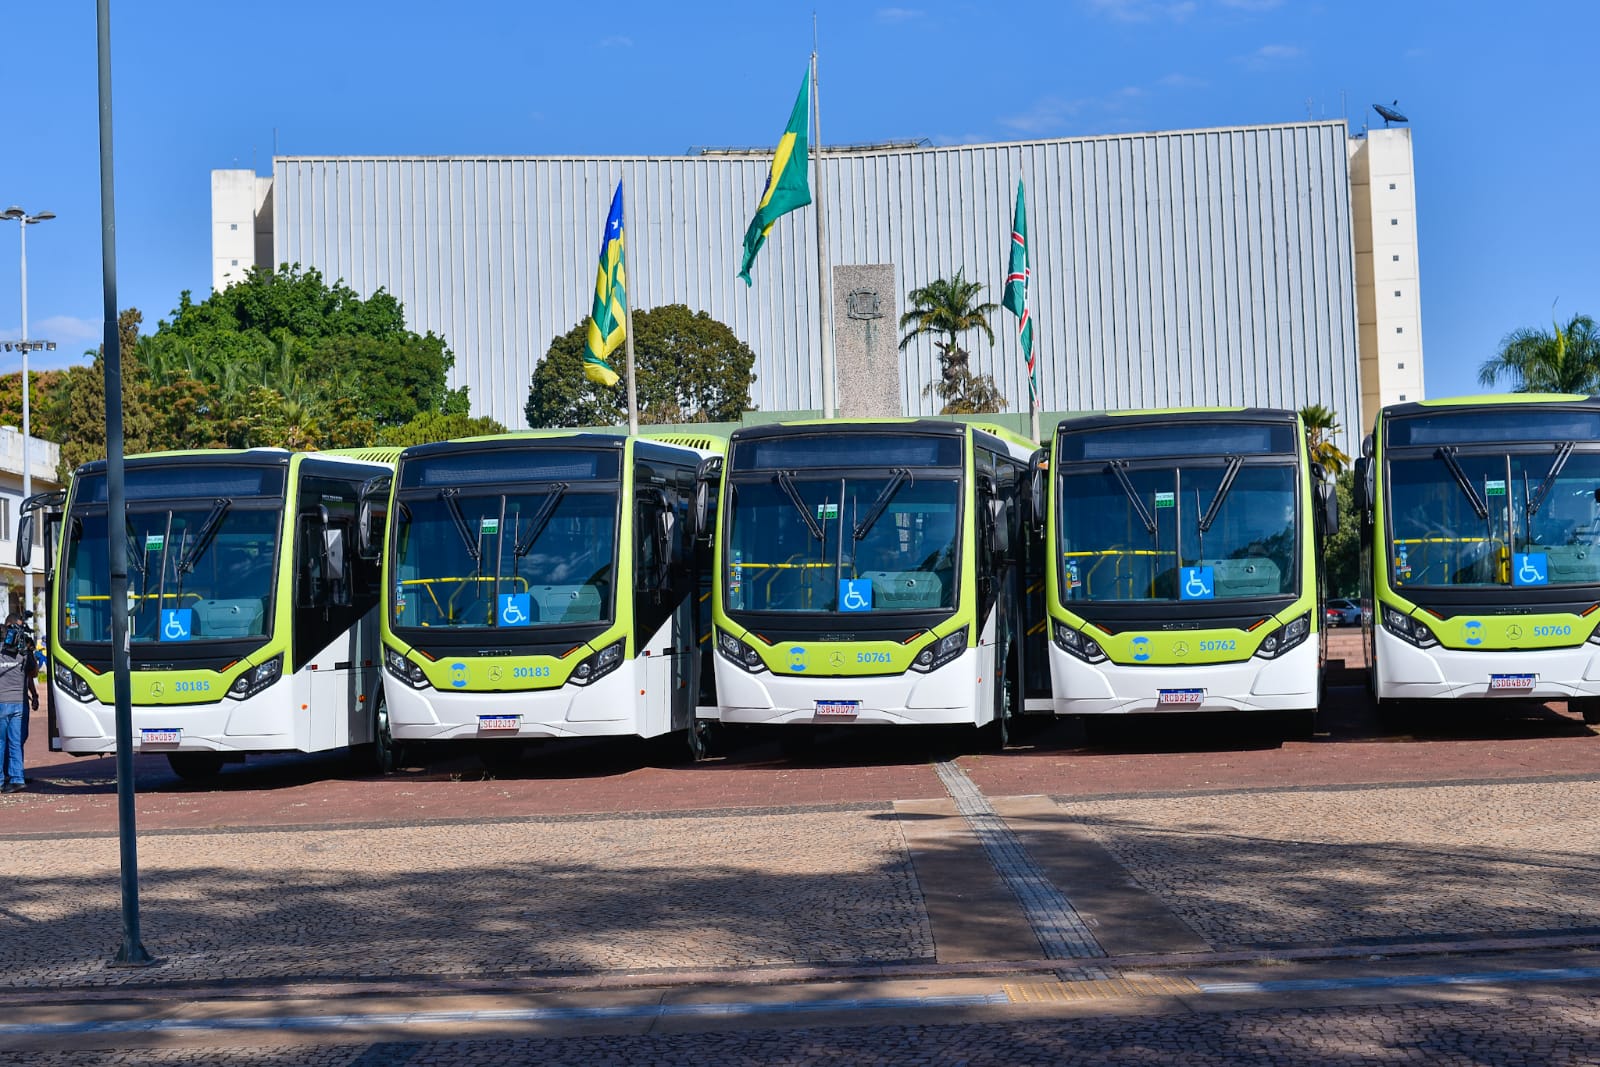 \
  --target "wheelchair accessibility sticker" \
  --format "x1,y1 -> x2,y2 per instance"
1513,552 -> 1548,587
498,592 -> 533,627
839,578 -> 873,612
160,608 -> 193,642
1180,566 -> 1215,600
